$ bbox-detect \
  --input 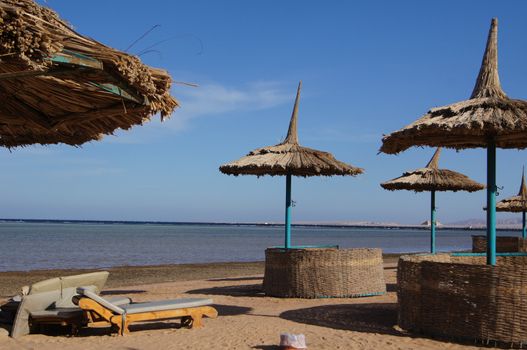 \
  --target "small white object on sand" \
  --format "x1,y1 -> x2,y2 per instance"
280,333 -> 306,349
